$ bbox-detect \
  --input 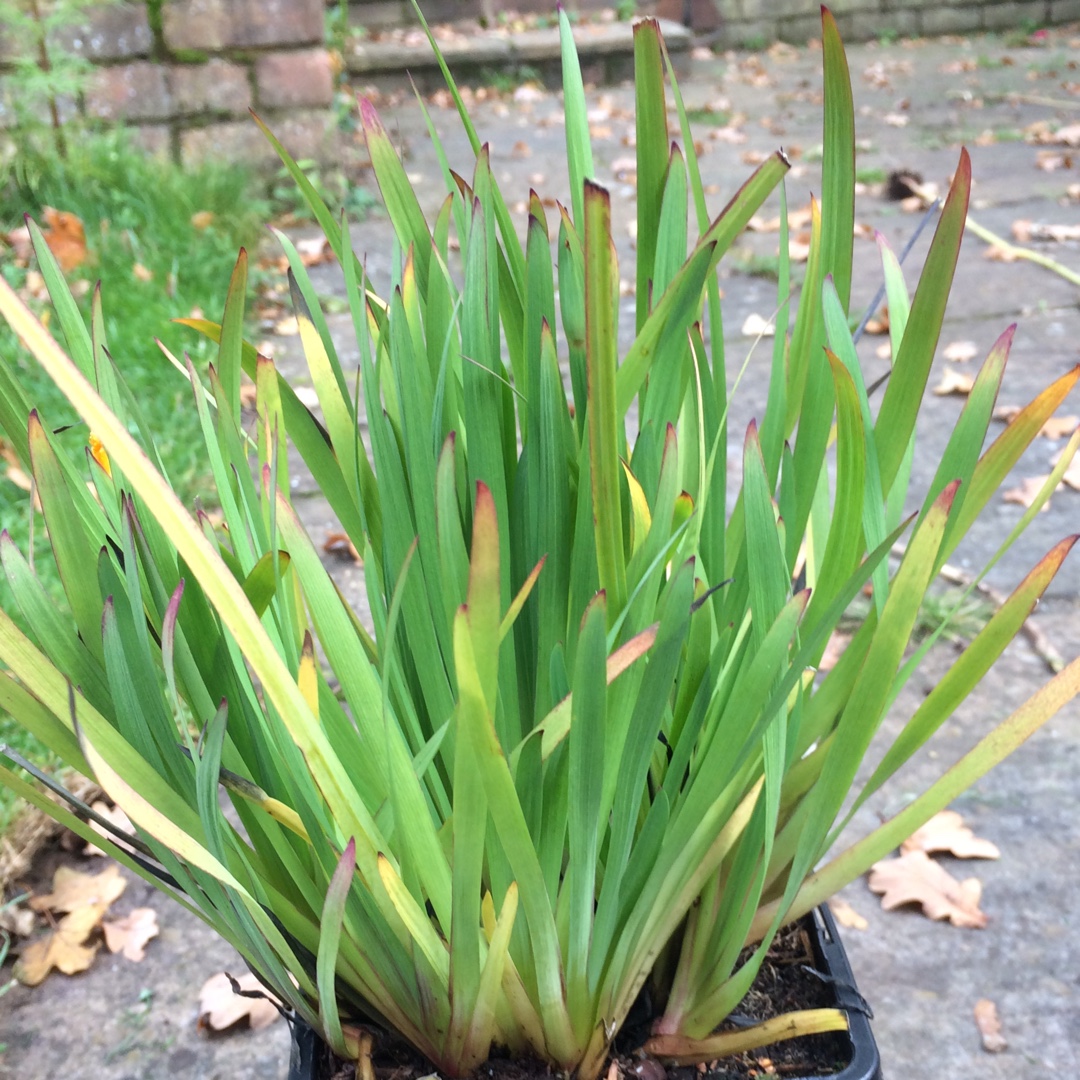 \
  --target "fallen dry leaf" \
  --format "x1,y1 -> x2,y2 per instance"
0,903 -> 36,938
828,897 -> 868,930
323,531 -> 362,563
900,811 -> 1001,860
132,262 -> 153,283
1052,448 -> 1080,491
868,850 -> 988,928
29,863 -> 126,914
983,244 -> 1019,263
974,998 -> 1008,1053
191,210 -> 215,229
993,404 -> 1021,424
863,310 -> 889,335
83,800 -> 135,857
932,367 -> 975,397
1003,475 -> 1053,512
273,315 -> 299,336
1012,219 -> 1080,243
199,971 -> 282,1032
741,313 -> 774,338
14,902 -> 106,985
1036,149 -> 1073,172
41,207 -> 88,273
102,907 -> 159,961
942,340 -> 978,363
1039,414 -> 1078,440
818,629 -> 851,672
